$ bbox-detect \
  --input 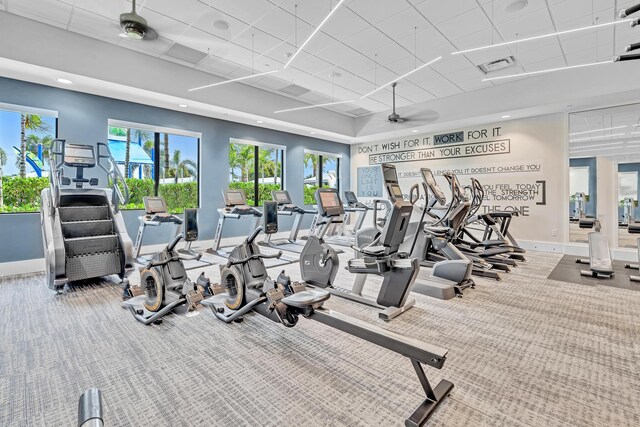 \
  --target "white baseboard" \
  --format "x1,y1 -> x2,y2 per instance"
0,258 -> 45,277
